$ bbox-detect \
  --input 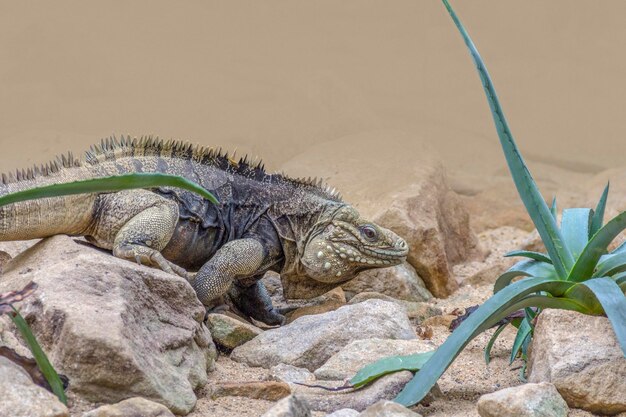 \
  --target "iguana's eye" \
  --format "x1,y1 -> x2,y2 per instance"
360,225 -> 378,241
